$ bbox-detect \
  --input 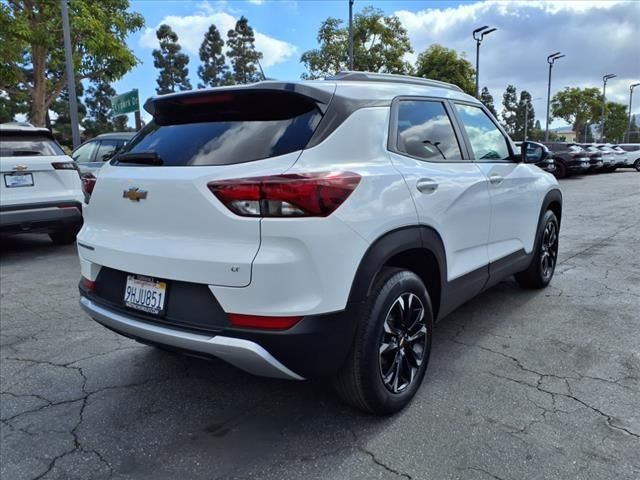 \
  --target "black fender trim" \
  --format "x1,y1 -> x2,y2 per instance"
347,226 -> 448,316
540,188 -> 563,226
